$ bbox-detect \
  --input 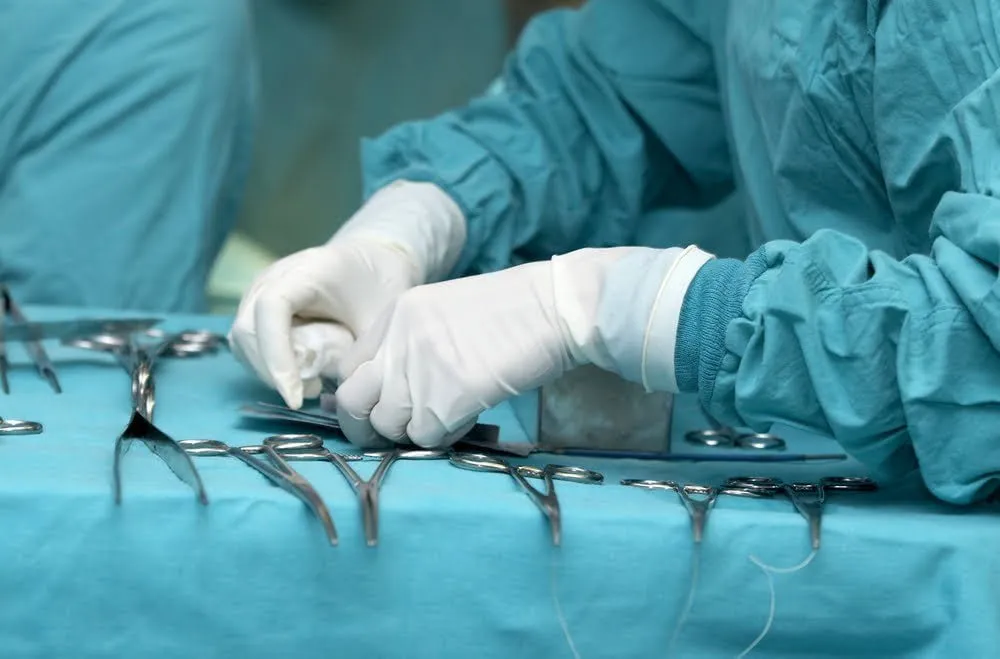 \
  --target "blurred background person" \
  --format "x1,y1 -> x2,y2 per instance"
0,0 -> 257,311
